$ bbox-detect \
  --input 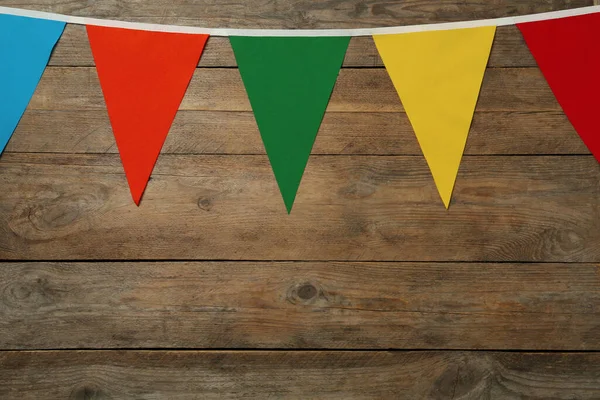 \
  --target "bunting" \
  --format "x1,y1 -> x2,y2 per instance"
374,27 -> 496,208
230,36 -> 350,213
0,5 -> 598,211
518,14 -> 600,162
86,26 -> 208,205
0,14 -> 65,154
